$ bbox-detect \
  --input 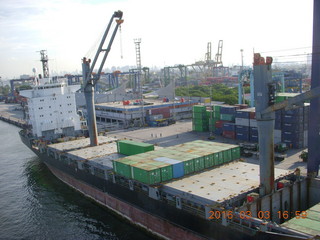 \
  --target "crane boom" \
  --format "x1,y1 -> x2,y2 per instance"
82,10 -> 123,146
